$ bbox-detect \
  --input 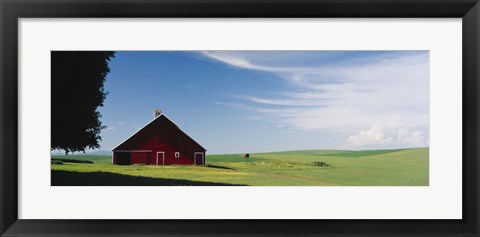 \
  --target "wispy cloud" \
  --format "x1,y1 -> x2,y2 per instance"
205,51 -> 429,148
103,126 -> 116,131
215,101 -> 253,110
